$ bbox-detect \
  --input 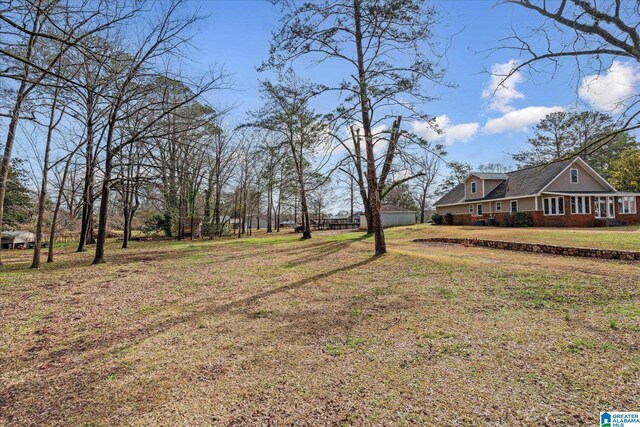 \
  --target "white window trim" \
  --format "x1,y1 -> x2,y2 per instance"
543,196 -> 565,216
495,201 -> 502,211
570,196 -> 591,215
471,182 -> 477,194
510,200 -> 518,213
477,204 -> 483,216
618,196 -> 637,215
570,168 -> 579,184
